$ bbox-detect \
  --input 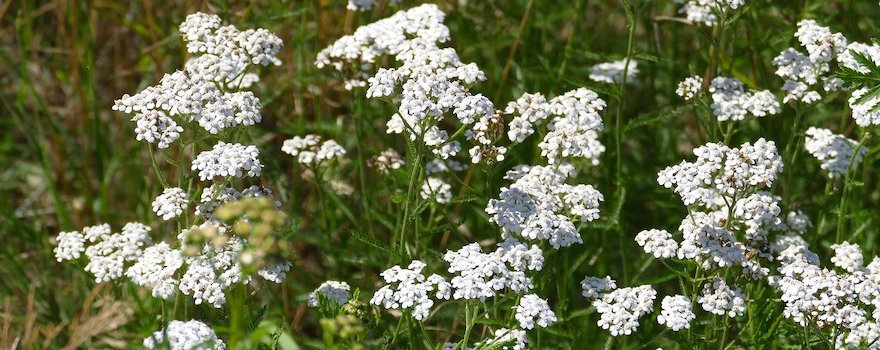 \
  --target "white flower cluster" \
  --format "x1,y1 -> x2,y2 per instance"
113,13 -> 280,147
635,229 -> 679,259
195,185 -> 279,223
772,240 -> 880,347
657,295 -> 695,331
316,4 -> 449,87
675,0 -> 745,26
698,278 -> 746,317
443,238 -> 543,300
708,77 -> 781,121
479,328 -> 528,350
580,276 -> 617,299
143,319 -> 225,350
308,280 -> 352,307
589,60 -> 639,84
588,284 -> 657,336
83,222 -> 153,283
486,164 -> 604,249
368,148 -> 405,174
420,177 -> 452,204
425,158 -> 467,175
506,88 -> 606,165
804,127 -> 865,178
178,236 -> 249,308
652,139 -> 788,294
257,261 -> 292,284
54,231 -> 86,262
831,242 -> 864,273
152,187 -> 189,220
347,0 -> 400,11
62,14 -> 289,323
514,294 -> 557,330
371,260 -> 450,320
320,5 -> 511,163
839,42 -> 880,127
676,75 -> 703,101
192,142 -> 262,181
281,134 -> 347,166
126,242 -> 184,299
658,138 -> 783,207
772,20 -> 847,104
369,41 -> 492,160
